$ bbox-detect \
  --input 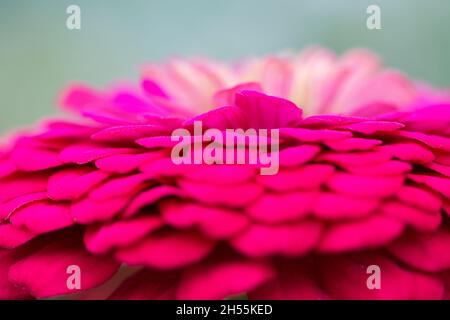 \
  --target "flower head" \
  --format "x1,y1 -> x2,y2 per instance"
1,48 -> 450,300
